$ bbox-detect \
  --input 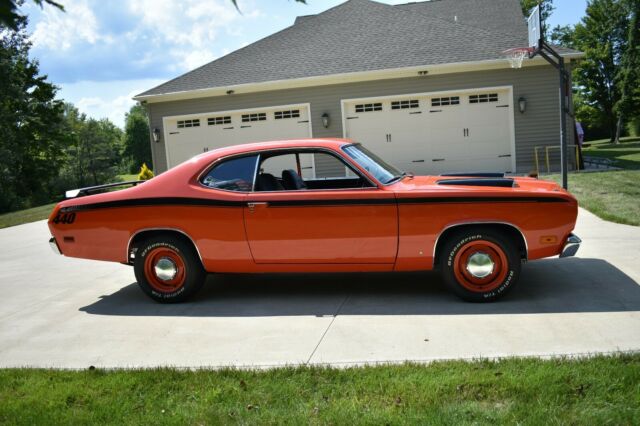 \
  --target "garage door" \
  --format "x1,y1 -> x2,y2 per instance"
342,89 -> 514,174
163,104 -> 311,169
